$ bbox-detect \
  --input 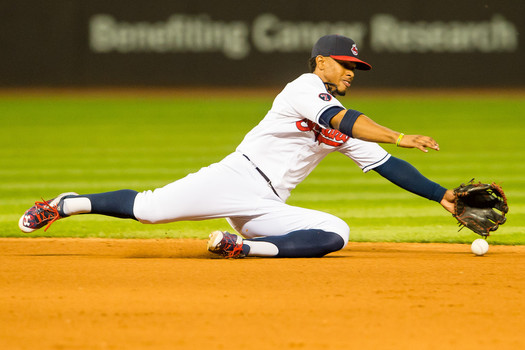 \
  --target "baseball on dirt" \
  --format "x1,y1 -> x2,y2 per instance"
471,239 -> 489,256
